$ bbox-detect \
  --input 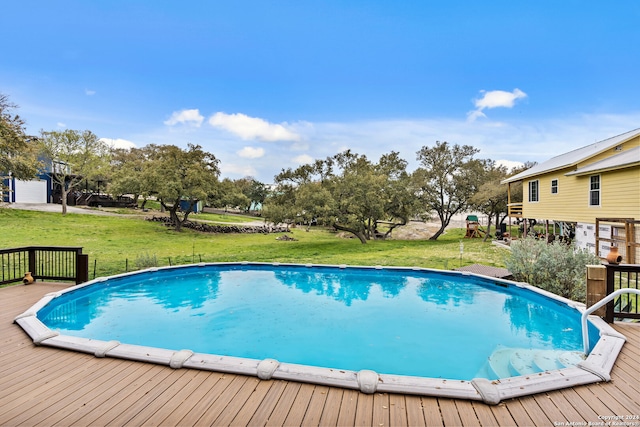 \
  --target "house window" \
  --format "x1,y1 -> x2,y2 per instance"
528,180 -> 539,202
551,179 -> 558,194
589,175 -> 600,206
